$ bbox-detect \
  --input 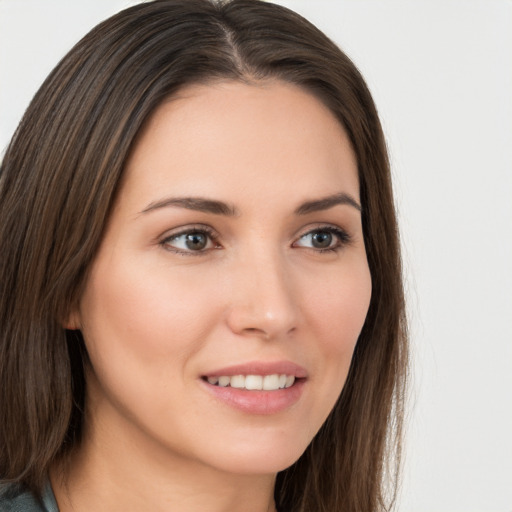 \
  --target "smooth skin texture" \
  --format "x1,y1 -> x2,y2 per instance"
55,81 -> 372,512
